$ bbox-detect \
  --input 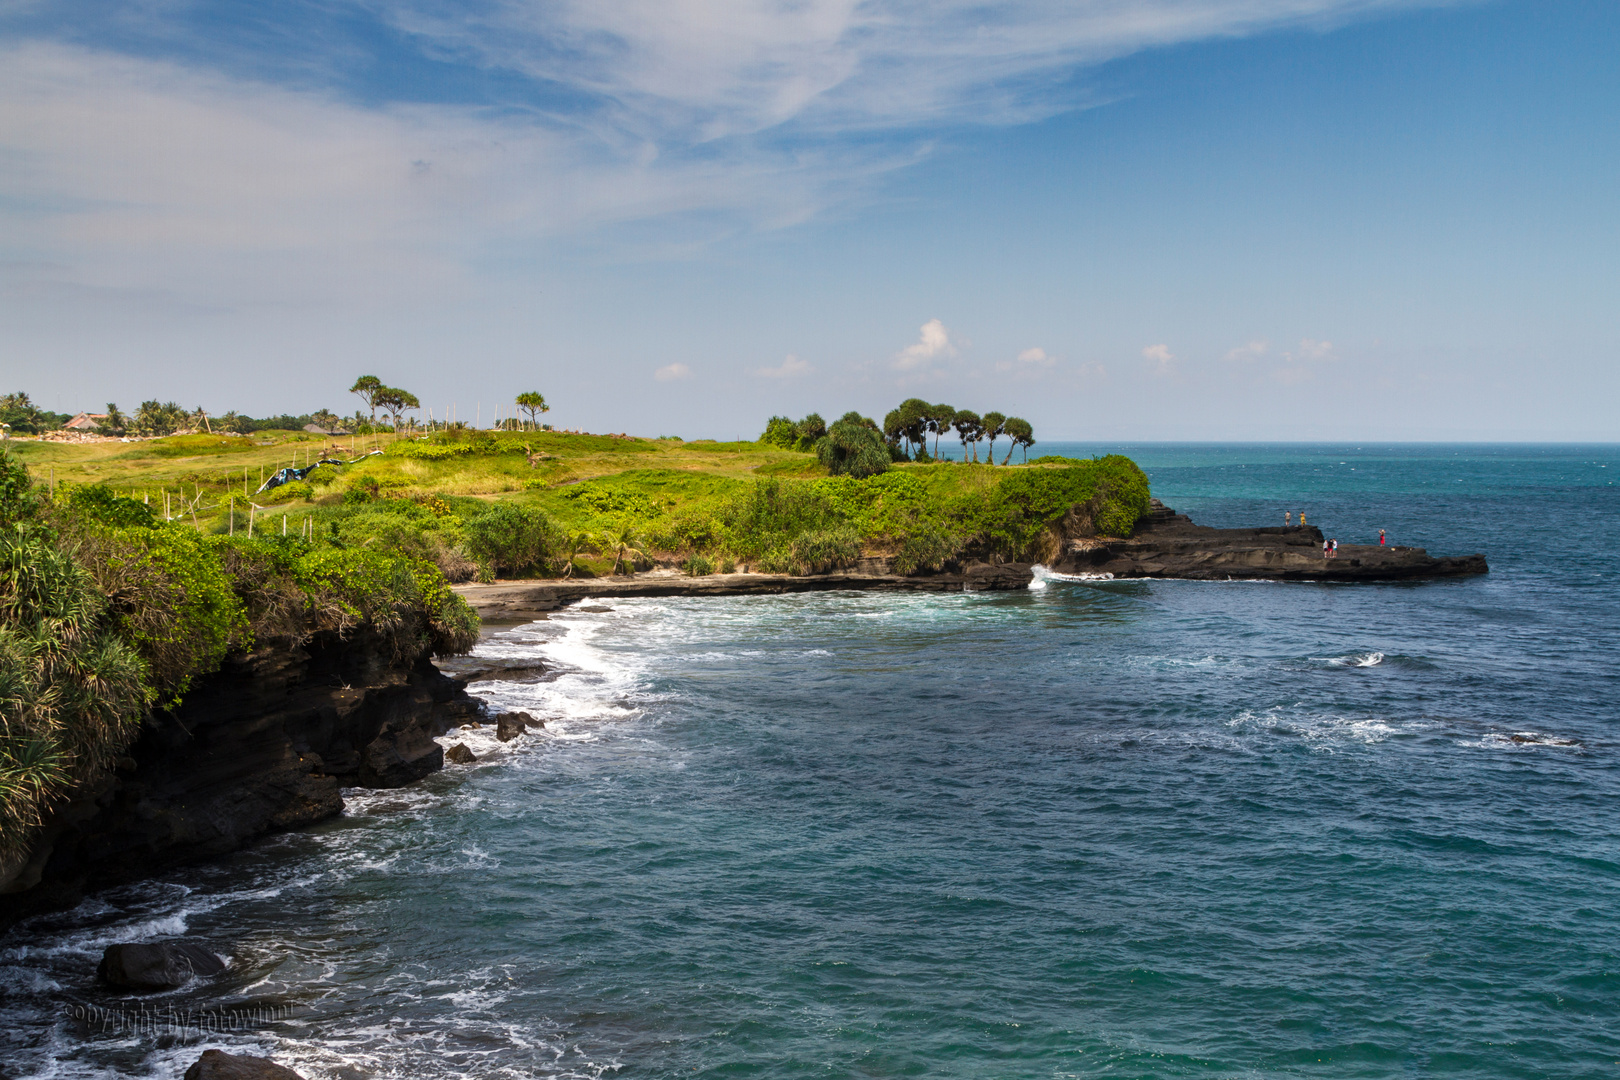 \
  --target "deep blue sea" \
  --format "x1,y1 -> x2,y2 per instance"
4,444 -> 1619,1079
